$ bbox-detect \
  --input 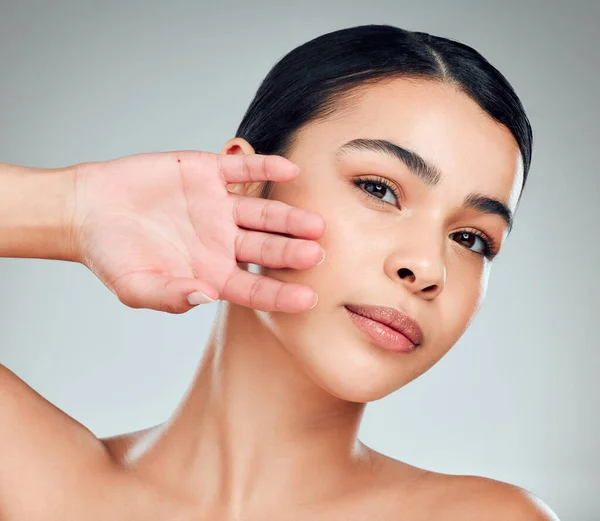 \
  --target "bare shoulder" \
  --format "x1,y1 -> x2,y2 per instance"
424,472 -> 561,521
367,451 -> 559,521
0,364 -> 116,517
0,363 -> 105,447
0,363 -> 160,462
